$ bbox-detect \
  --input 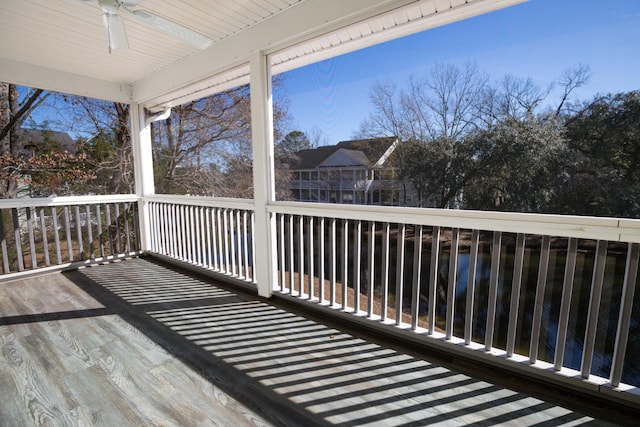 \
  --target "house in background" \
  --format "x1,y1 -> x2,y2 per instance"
285,136 -> 416,206
16,128 -> 75,157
